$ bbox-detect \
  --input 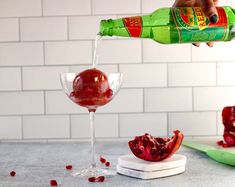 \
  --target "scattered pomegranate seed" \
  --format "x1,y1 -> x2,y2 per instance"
10,171 -> 16,177
88,176 -> 105,183
222,143 -> 231,148
105,161 -> 110,167
50,179 -> 58,186
217,140 -> 224,146
217,140 -> 232,148
99,156 -> 106,163
97,176 -> 105,182
88,177 -> 96,182
66,165 -> 73,170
